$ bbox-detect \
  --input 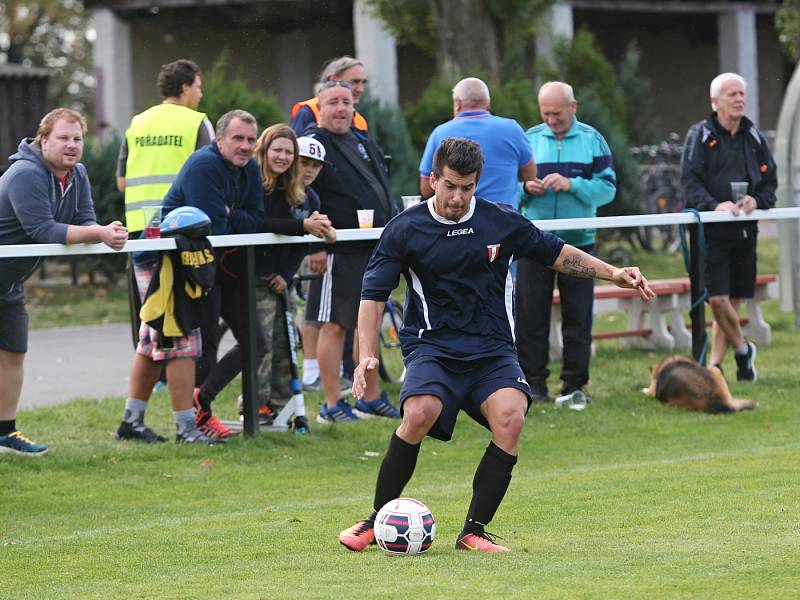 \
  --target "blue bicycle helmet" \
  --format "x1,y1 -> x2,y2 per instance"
160,206 -> 212,238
